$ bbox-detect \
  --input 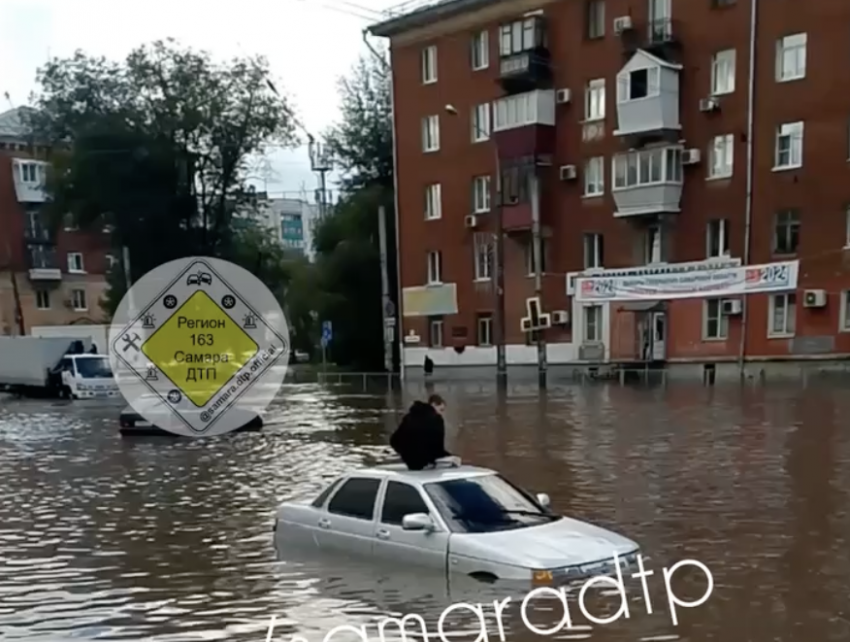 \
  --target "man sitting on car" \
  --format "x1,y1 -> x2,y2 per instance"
390,394 -> 461,470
